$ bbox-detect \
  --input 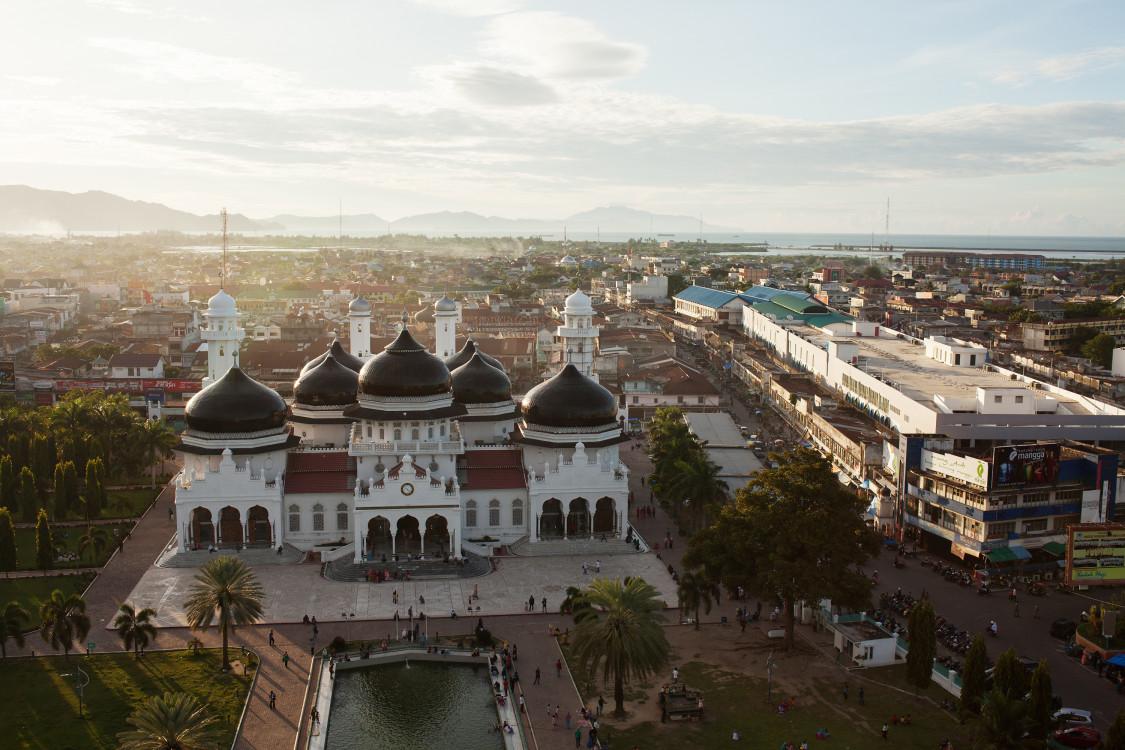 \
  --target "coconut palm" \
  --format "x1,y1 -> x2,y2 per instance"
114,602 -> 159,658
676,568 -> 720,630
38,589 -> 90,663
117,691 -> 220,750
183,555 -> 264,671
972,689 -> 1038,749
186,637 -> 204,656
569,576 -> 669,718
0,601 -> 30,657
659,449 -> 728,532
78,526 -> 110,565
132,418 -> 178,488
